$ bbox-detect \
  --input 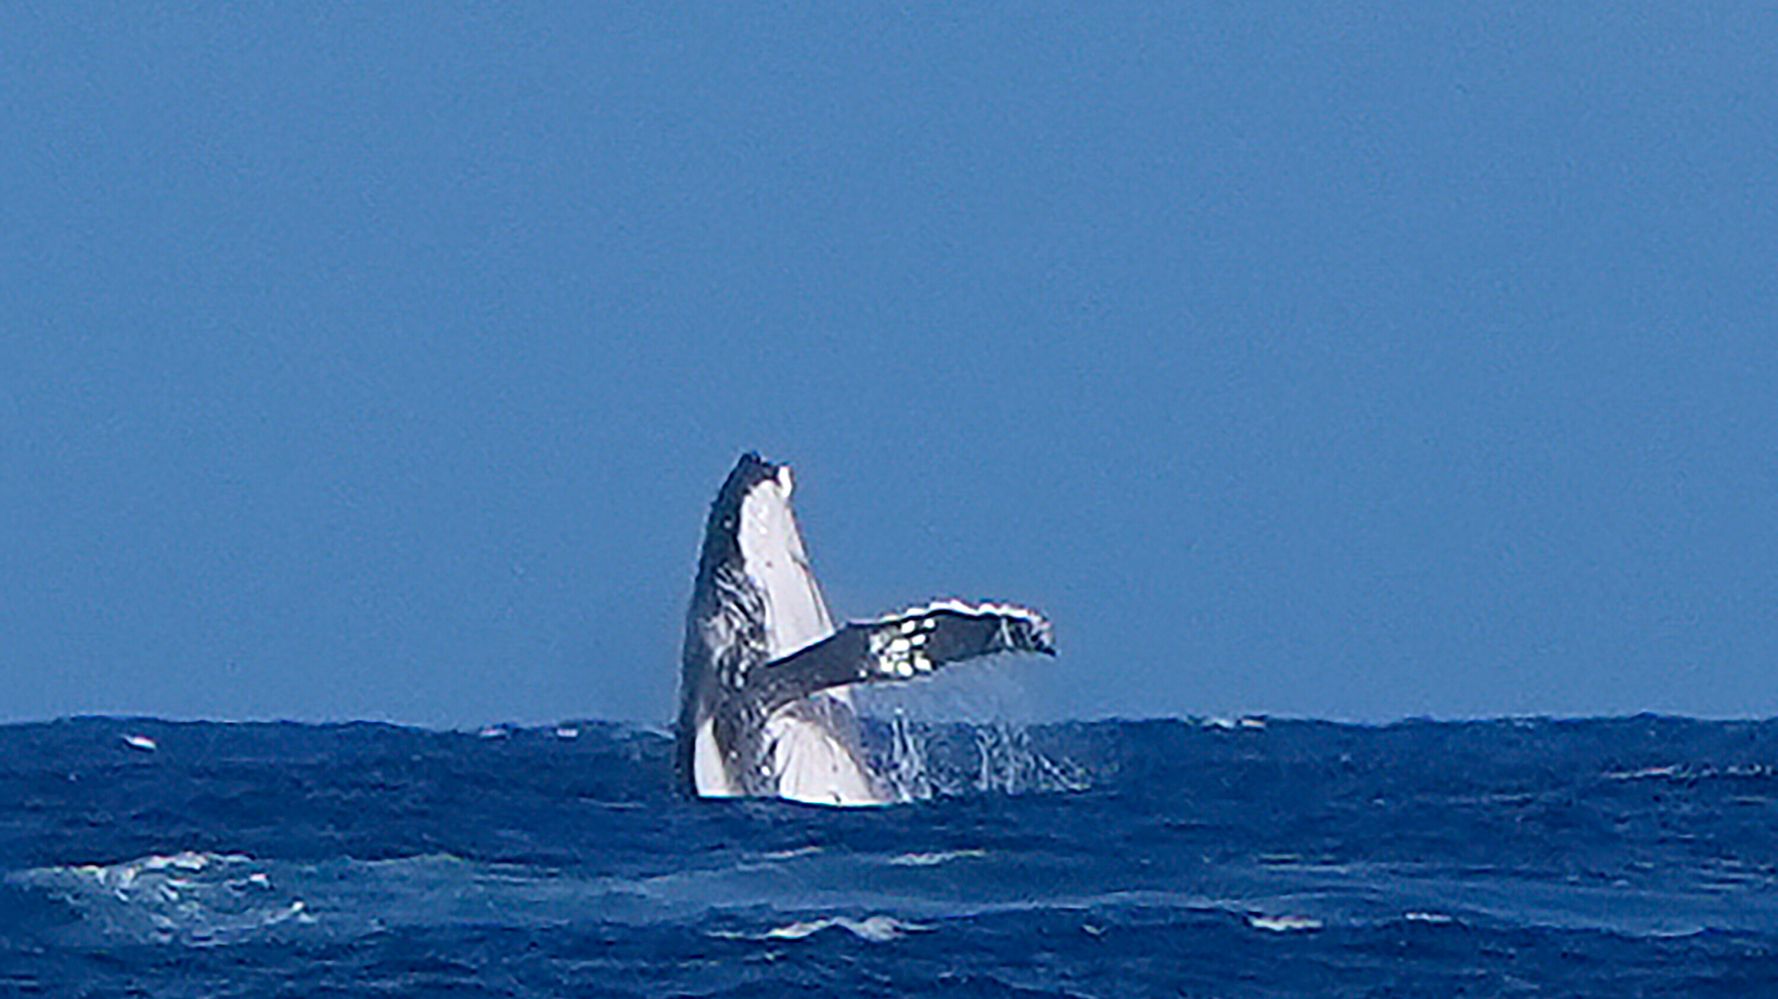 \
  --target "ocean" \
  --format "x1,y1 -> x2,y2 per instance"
3,714 -> 1776,996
